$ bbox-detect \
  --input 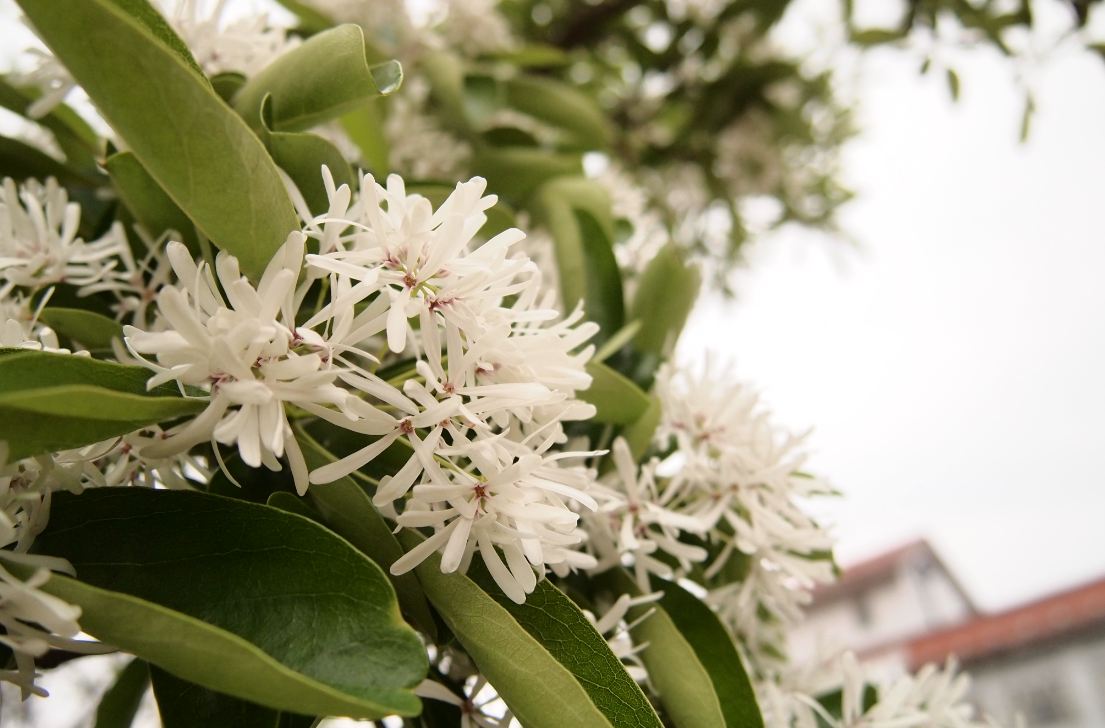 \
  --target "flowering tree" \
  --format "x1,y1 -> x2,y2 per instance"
0,0 -> 1095,726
